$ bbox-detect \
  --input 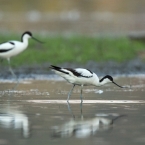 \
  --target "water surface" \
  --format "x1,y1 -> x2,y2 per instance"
0,75 -> 145,145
